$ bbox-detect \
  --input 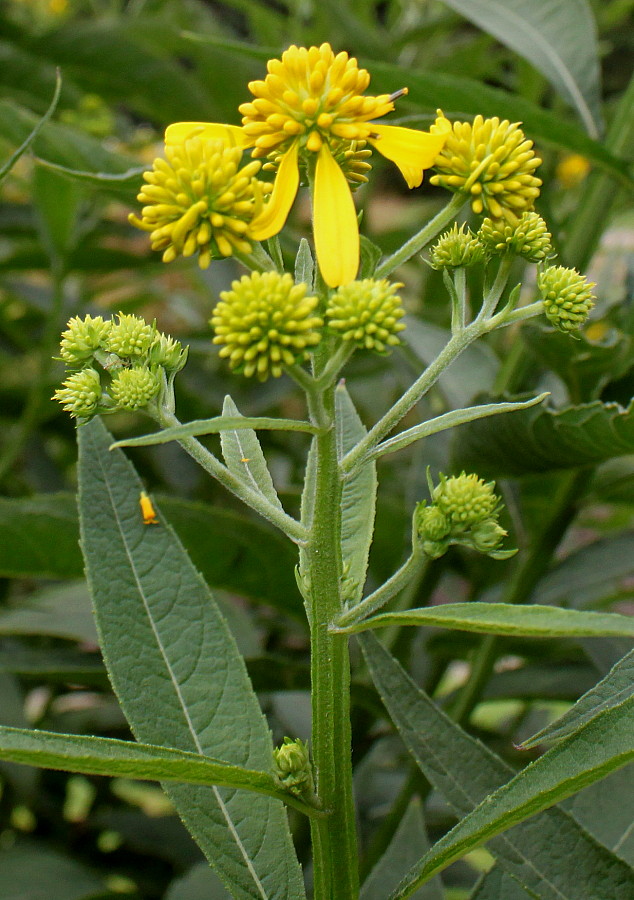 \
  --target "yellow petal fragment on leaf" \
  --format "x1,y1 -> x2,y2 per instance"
165,122 -> 250,148
369,121 -> 450,189
249,141 -> 300,241
313,144 -> 359,288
